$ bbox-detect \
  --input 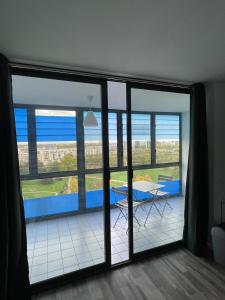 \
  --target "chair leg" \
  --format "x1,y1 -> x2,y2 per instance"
161,199 -> 167,216
133,214 -> 141,226
144,202 -> 153,226
153,200 -> 163,217
133,206 -> 141,226
120,208 -> 128,221
165,199 -> 173,209
161,198 -> 173,217
113,210 -> 122,228
113,207 -> 127,228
